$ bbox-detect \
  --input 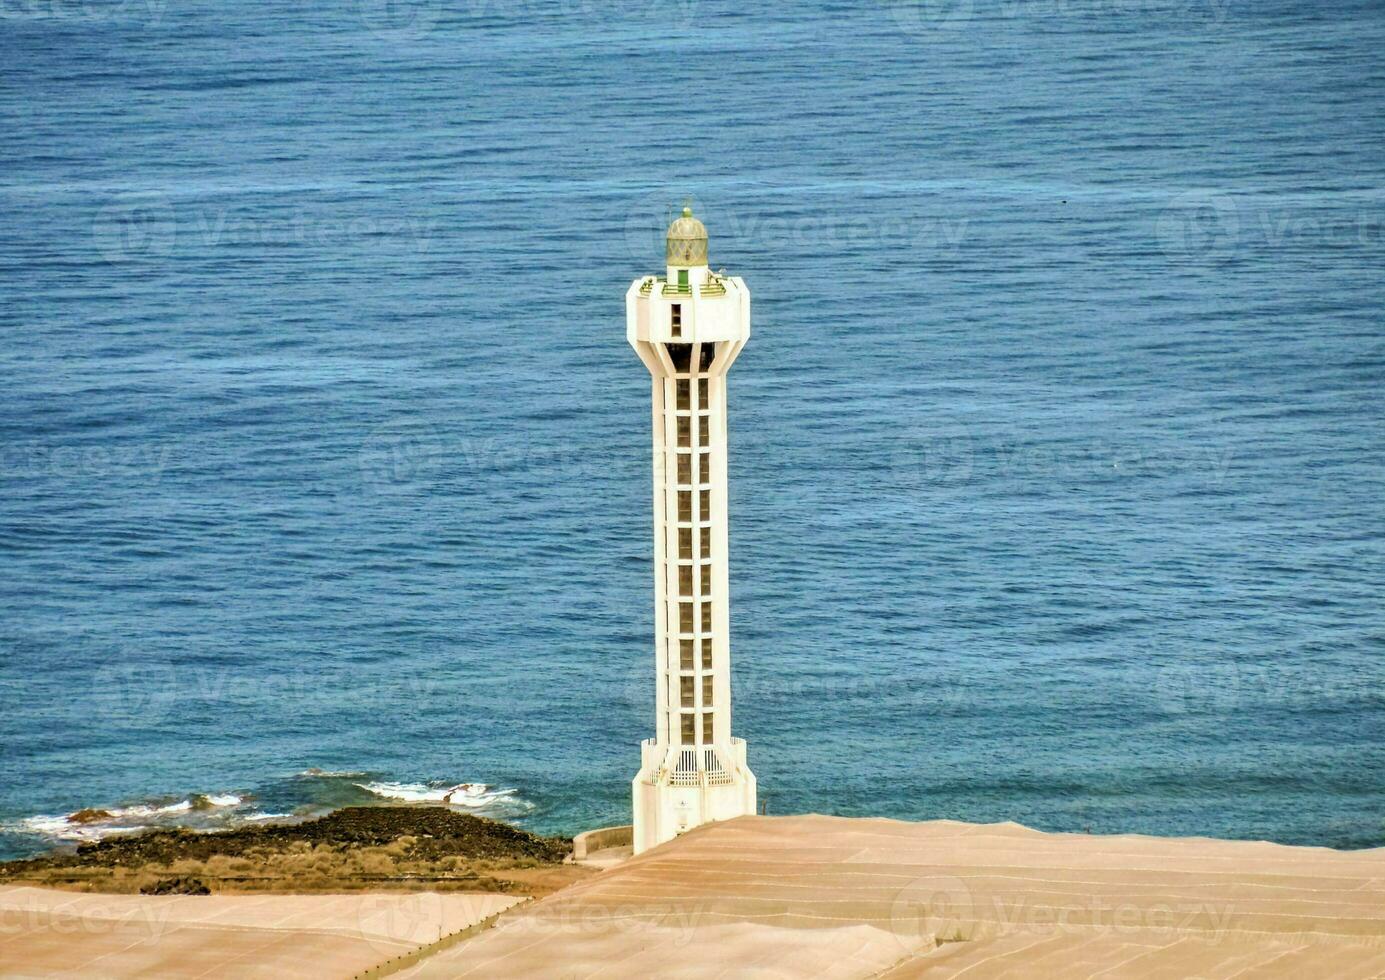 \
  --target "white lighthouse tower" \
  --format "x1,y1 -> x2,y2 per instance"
627,207 -> 756,854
